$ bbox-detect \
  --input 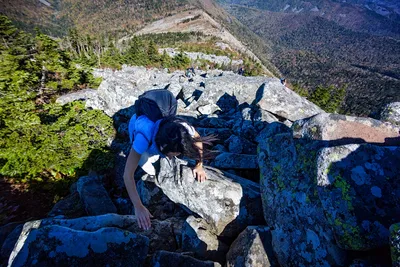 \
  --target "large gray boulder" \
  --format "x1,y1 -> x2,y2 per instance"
2,214 -> 184,263
198,74 -> 267,109
87,66 -> 174,116
85,75 -> 139,117
156,158 -> 264,238
160,48 -> 243,67
226,226 -> 279,267
254,81 -> 324,121
76,175 -> 117,216
258,133 -> 347,266
166,82 -> 182,98
48,191 -> 85,218
317,144 -> 400,250
390,223 -> 400,266
292,113 -> 400,145
7,225 -> 149,267
151,250 -> 221,267
182,216 -> 229,262
380,102 -> 400,126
